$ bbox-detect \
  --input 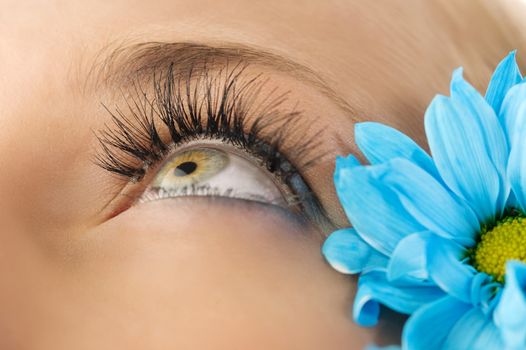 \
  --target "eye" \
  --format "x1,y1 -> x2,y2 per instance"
139,142 -> 291,207
96,63 -> 333,228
